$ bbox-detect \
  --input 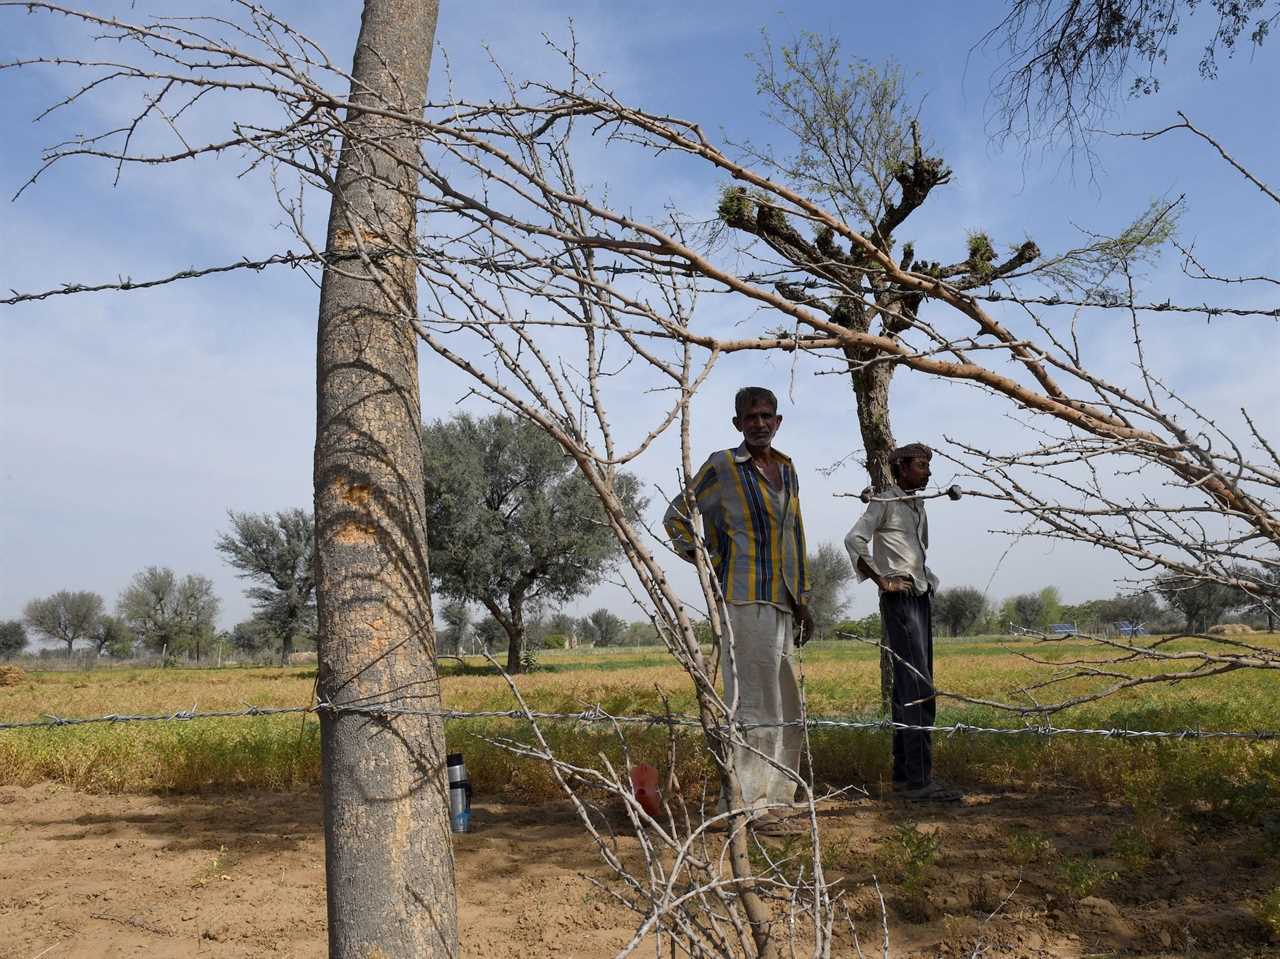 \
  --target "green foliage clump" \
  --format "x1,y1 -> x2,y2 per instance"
1255,886 -> 1280,939
1057,855 -> 1118,899
1111,826 -> 1154,870
891,823 -> 941,882
966,231 -> 996,276
717,186 -> 755,228
0,620 -> 28,658
880,822 -> 942,920
1007,828 -> 1055,865
834,613 -> 882,640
